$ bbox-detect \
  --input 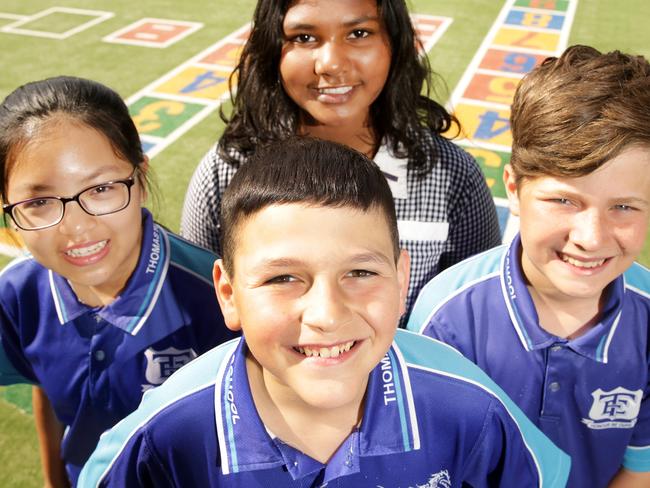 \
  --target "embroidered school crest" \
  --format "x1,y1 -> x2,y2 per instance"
377,469 -> 451,488
582,387 -> 642,429
142,346 -> 197,391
